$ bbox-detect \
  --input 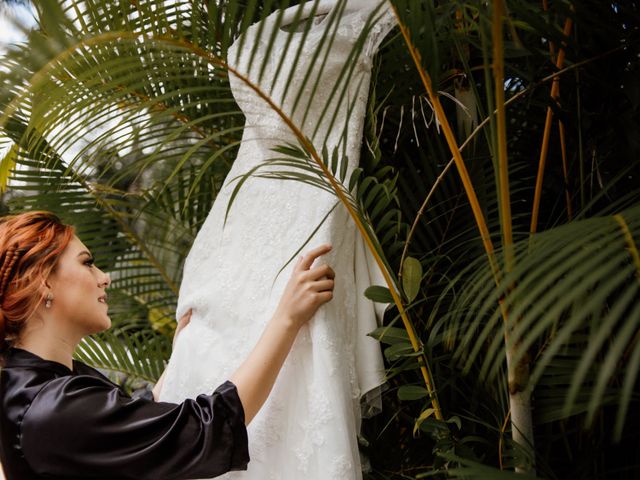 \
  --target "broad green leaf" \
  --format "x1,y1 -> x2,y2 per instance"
413,407 -> 436,435
364,285 -> 393,303
368,326 -> 410,344
384,342 -> 415,361
398,385 -> 429,401
402,256 -> 422,302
